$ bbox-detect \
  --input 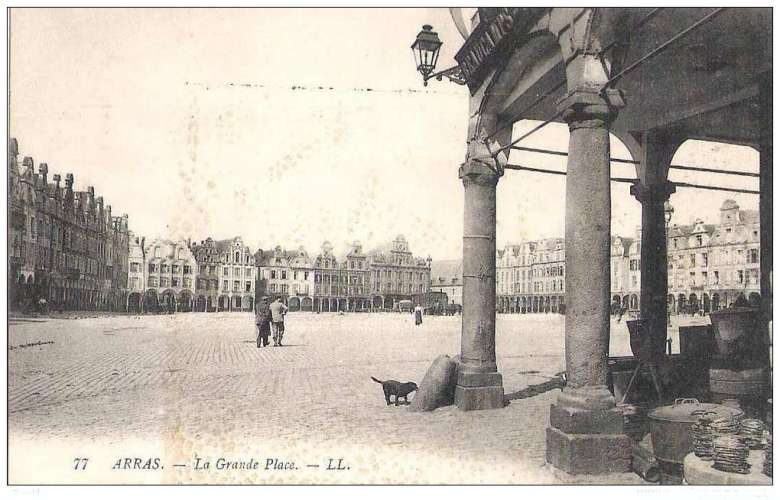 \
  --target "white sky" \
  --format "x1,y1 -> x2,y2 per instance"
9,8 -> 759,260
